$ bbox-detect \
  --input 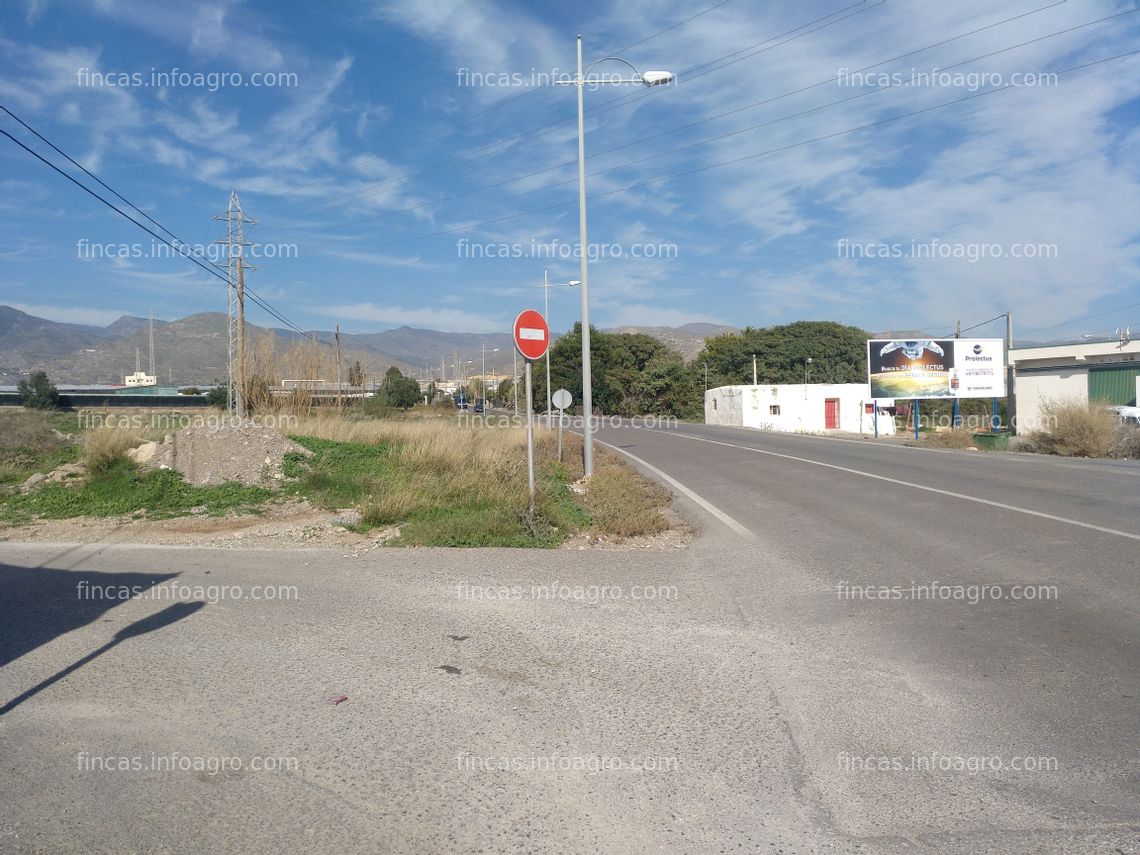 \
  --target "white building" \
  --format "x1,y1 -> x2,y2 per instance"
1011,337 -> 1140,432
705,384 -> 896,435
123,371 -> 156,387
